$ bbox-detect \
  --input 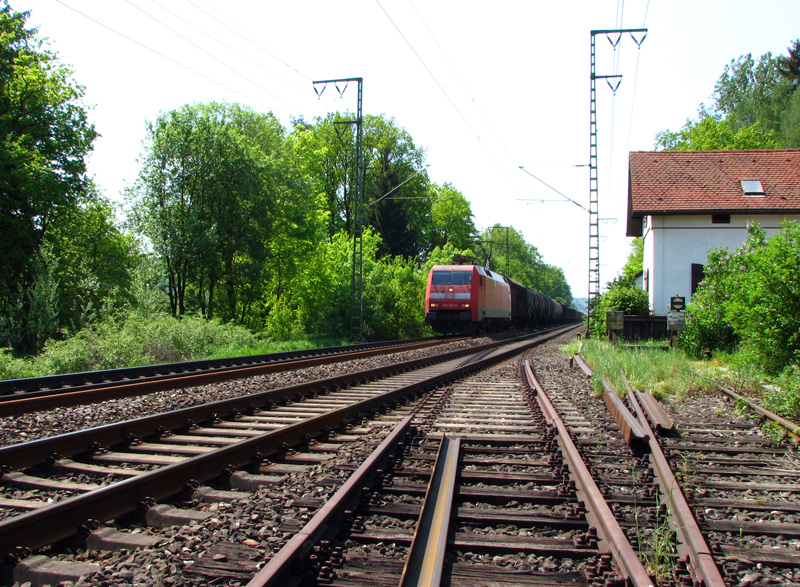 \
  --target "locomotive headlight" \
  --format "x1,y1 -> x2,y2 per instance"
463,303 -> 470,308
430,303 -> 438,308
